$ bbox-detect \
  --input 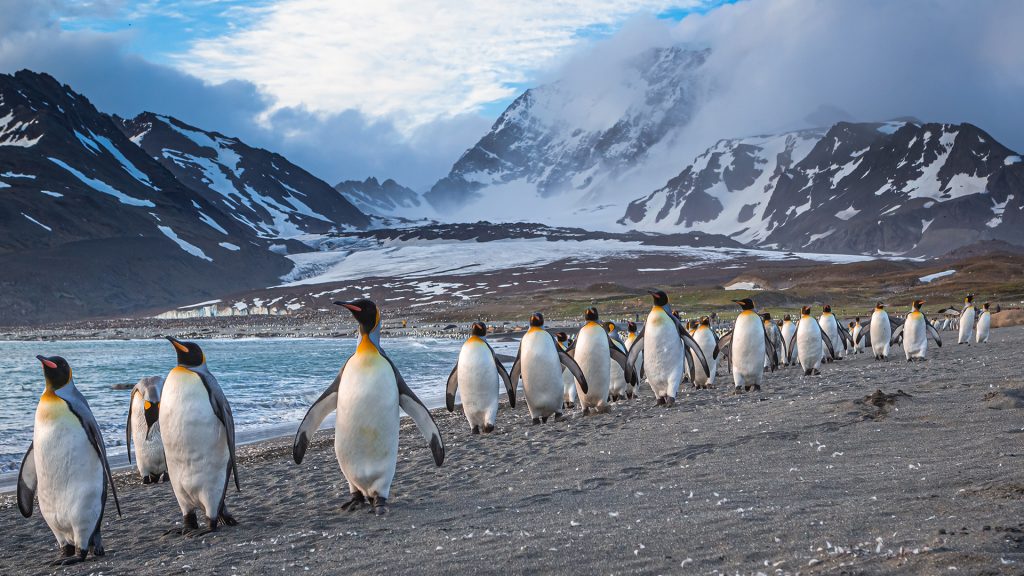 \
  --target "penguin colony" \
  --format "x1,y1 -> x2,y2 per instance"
15,292 -> 992,565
